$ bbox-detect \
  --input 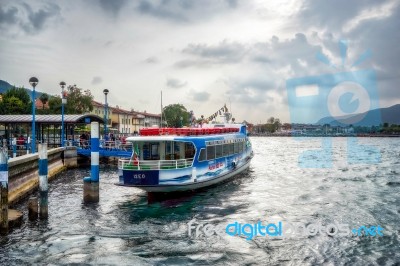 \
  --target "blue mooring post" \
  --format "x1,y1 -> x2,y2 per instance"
83,122 -> 100,203
38,143 -> 48,219
0,145 -> 9,234
12,138 -> 17,158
